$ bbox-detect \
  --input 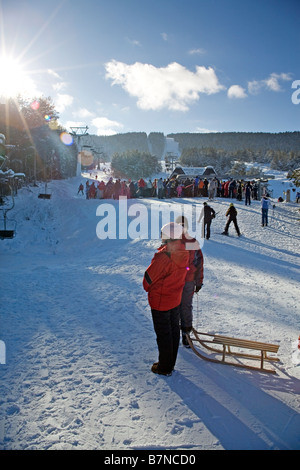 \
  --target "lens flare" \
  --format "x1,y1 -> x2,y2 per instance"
31,100 -> 40,111
60,132 -> 73,146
